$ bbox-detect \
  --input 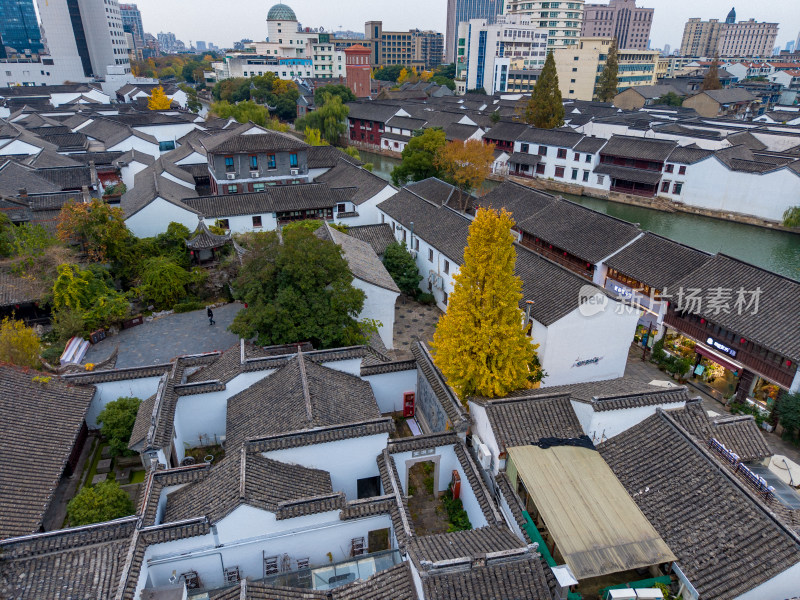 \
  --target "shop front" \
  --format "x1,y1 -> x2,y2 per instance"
603,268 -> 665,336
